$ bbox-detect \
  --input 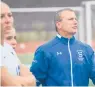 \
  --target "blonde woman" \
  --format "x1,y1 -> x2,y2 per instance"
1,1 -> 36,86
